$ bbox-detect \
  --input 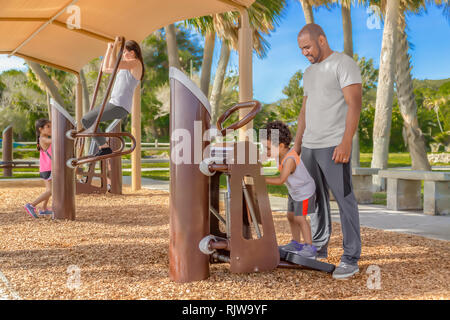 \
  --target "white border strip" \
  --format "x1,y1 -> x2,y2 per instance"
0,271 -> 21,300
169,67 -> 211,115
